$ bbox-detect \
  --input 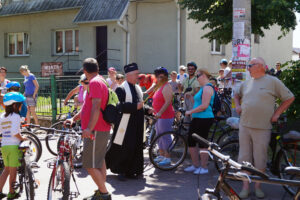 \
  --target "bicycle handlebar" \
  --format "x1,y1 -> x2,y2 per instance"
192,134 -> 269,179
24,124 -> 81,135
